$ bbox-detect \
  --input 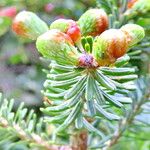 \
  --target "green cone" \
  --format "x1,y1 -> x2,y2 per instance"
36,29 -> 80,65
120,24 -> 145,47
12,11 -> 48,40
50,19 -> 81,43
92,29 -> 128,66
78,9 -> 108,37
50,19 -> 70,33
